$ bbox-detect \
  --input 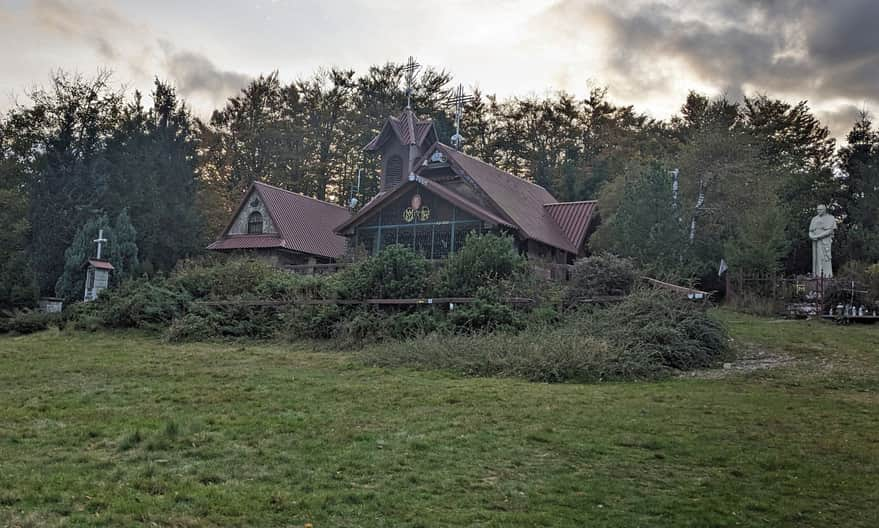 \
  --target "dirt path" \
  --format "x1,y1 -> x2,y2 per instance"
682,347 -> 798,379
